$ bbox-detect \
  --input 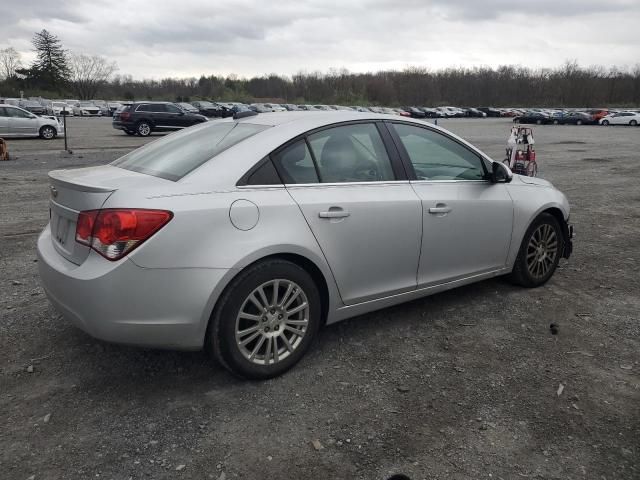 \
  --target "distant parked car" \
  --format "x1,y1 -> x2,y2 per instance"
112,101 -> 208,136
600,111 -> 640,126
418,107 -> 438,118
282,104 -> 301,111
1,98 -> 20,106
177,102 -> 199,114
368,107 -> 384,114
191,101 -> 225,117
465,108 -> 486,118
51,101 -> 73,116
91,100 -> 110,116
555,112 -> 595,125
19,99 -> 47,115
0,104 -> 62,139
403,106 -> 426,118
74,101 -> 101,116
106,102 -> 123,116
477,107 -> 502,117
587,109 -> 609,122
514,112 -> 552,125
